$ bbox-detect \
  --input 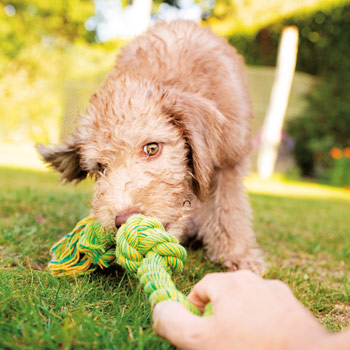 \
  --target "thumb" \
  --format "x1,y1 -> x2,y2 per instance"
153,300 -> 209,350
